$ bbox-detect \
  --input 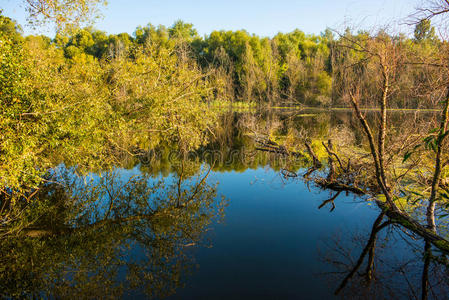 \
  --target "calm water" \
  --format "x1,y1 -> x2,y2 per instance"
121,167 -> 421,299
165,167 -> 380,299
3,110 -> 447,299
